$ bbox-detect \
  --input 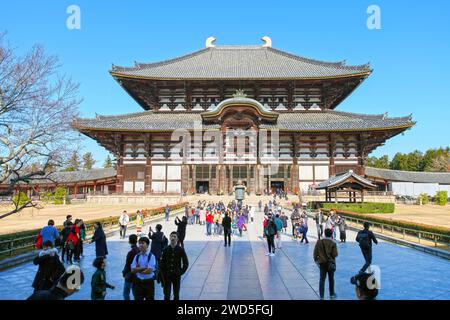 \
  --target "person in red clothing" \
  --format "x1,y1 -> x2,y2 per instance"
66,220 -> 81,264
205,211 -> 214,236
